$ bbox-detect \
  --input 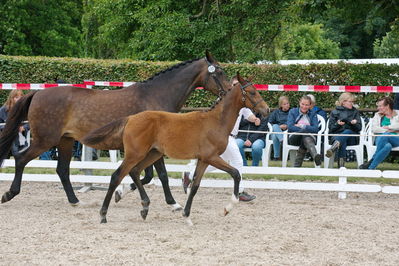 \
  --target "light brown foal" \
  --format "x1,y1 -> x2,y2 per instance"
83,73 -> 269,225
